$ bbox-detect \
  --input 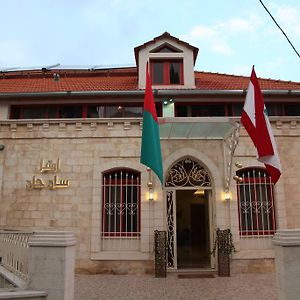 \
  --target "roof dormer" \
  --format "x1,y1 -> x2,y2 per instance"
134,32 -> 198,89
